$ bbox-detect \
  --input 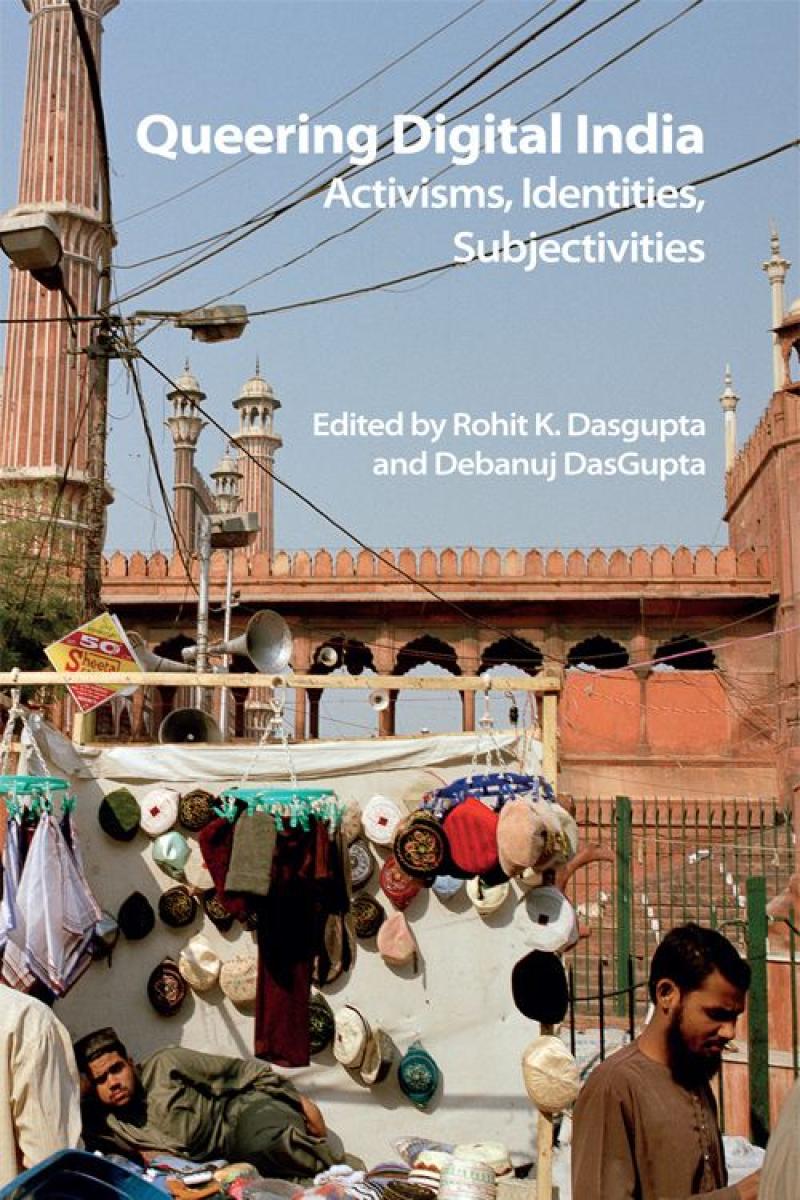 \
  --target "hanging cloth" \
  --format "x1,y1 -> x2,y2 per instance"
3,814 -> 99,995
